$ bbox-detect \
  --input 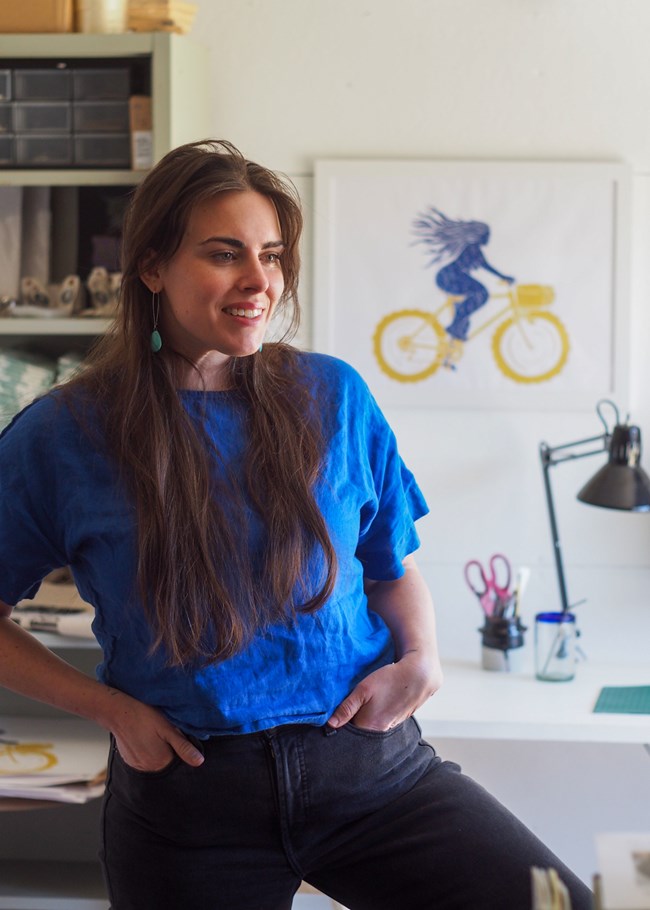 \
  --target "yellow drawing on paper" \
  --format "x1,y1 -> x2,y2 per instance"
0,740 -> 58,774
373,282 -> 569,384
374,206 -> 570,385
